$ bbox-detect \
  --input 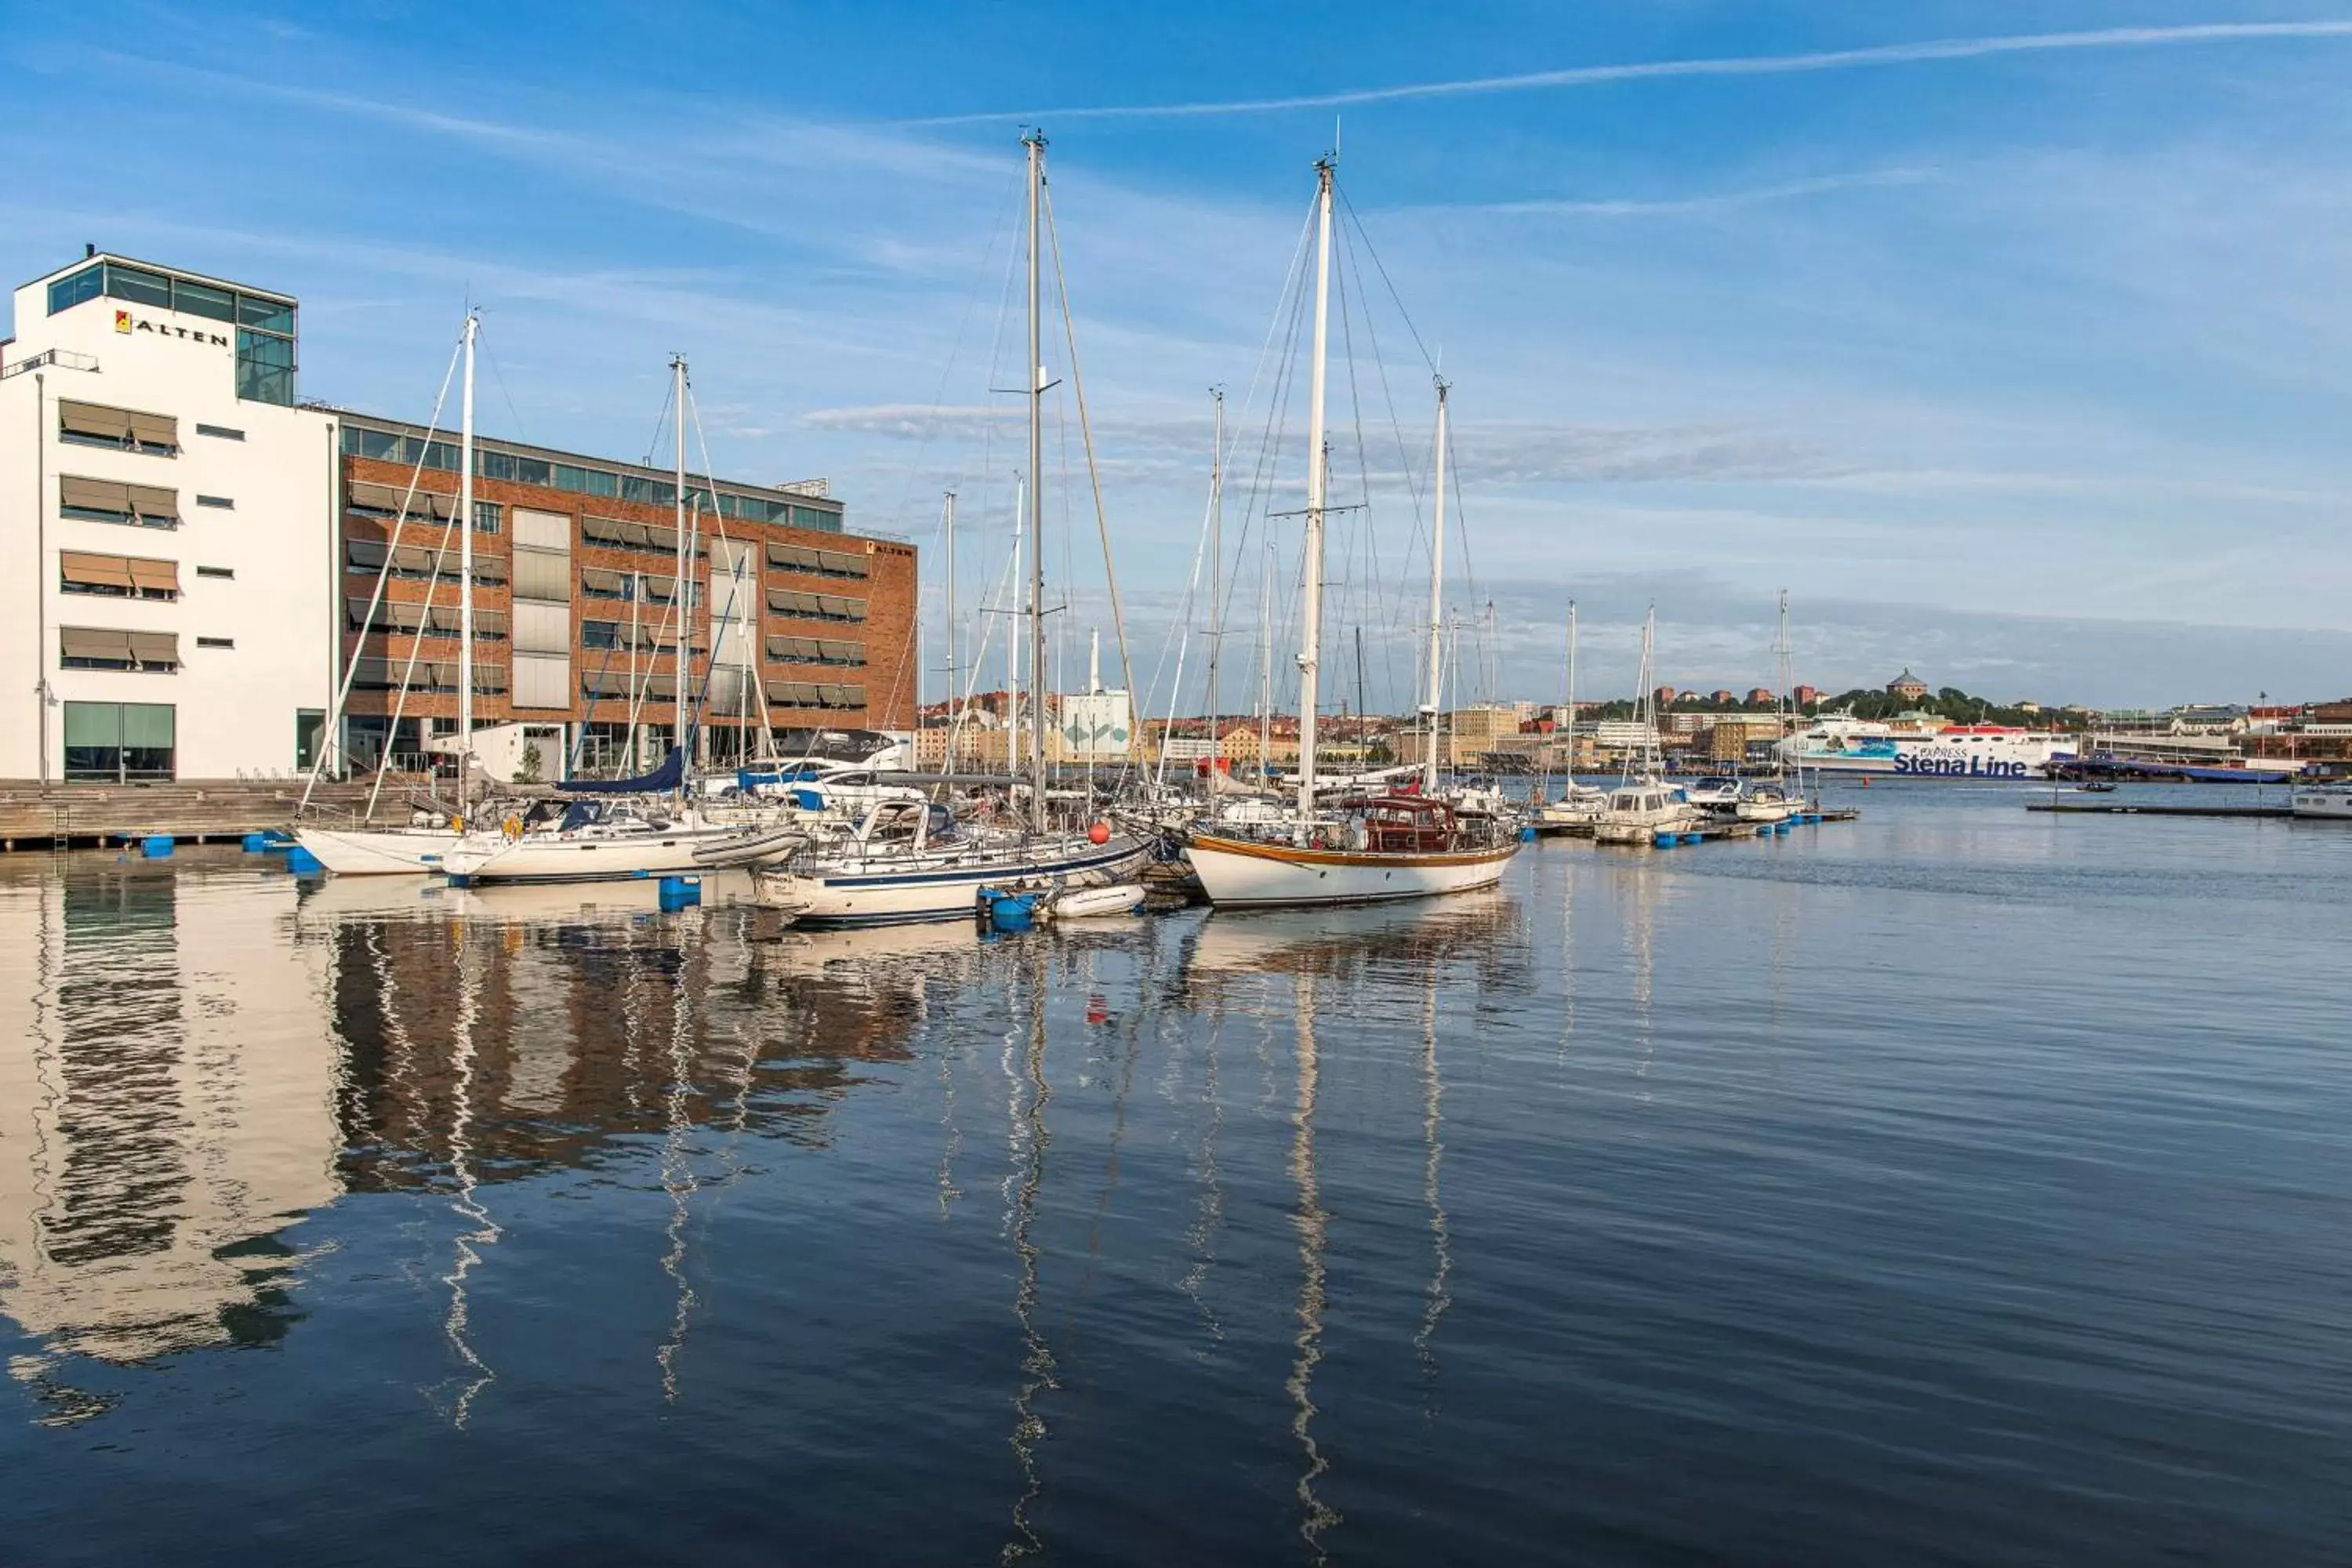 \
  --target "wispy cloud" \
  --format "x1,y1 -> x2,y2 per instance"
1439,169 -> 1936,219
907,20 -> 2352,124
